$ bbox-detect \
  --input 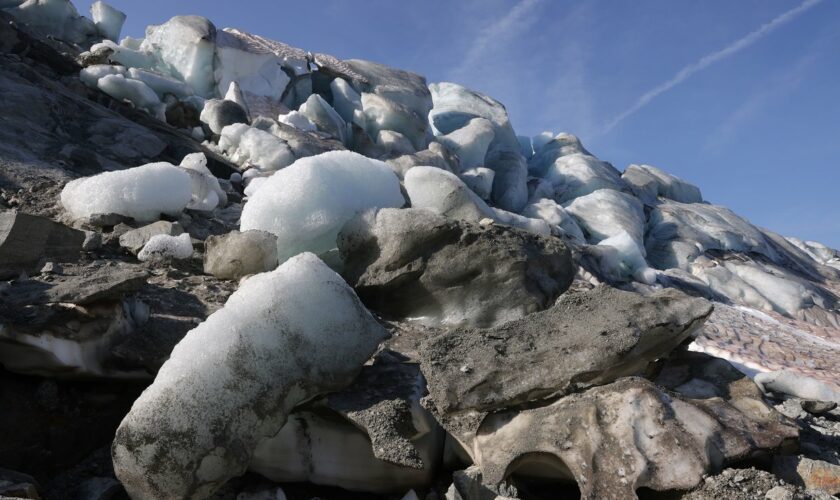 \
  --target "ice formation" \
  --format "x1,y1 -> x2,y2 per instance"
60,162 -> 192,222
219,123 -> 295,172
240,151 -> 405,263
179,152 -> 227,211
140,16 -> 217,97
89,1 -> 124,42
137,233 -> 193,261
97,74 -> 164,118
622,163 -> 703,204
112,253 -> 387,499
299,94 -> 347,143
436,117 -> 494,171
277,111 -> 316,132
565,188 -> 646,246
542,153 -> 625,203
